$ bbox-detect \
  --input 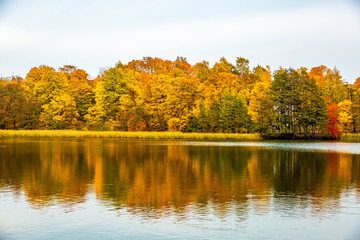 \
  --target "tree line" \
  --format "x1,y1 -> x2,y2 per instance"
0,57 -> 359,139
